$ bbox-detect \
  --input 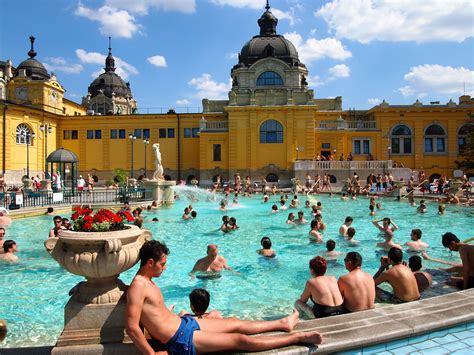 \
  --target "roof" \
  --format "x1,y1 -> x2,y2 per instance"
47,148 -> 79,163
